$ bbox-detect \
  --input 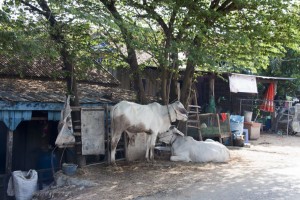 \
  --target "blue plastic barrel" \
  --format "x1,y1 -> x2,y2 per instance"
230,115 -> 244,135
